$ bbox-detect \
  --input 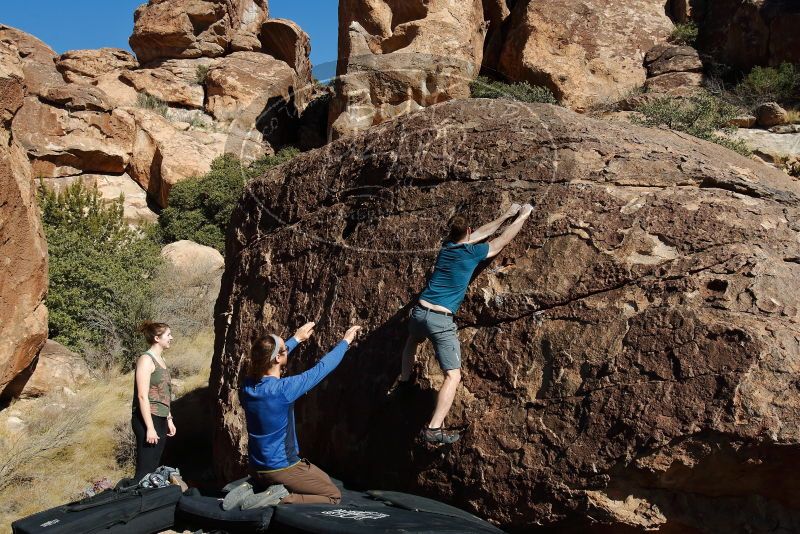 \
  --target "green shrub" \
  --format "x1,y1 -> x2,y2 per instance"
470,75 -> 557,104
635,92 -> 751,156
136,92 -> 168,117
734,62 -> 799,106
158,147 -> 300,252
39,181 -> 163,370
195,64 -> 210,85
670,22 -> 699,46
